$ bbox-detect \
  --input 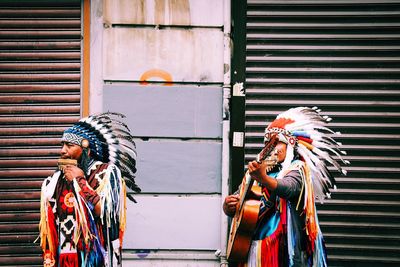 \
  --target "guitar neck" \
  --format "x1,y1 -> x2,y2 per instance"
236,134 -> 278,213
